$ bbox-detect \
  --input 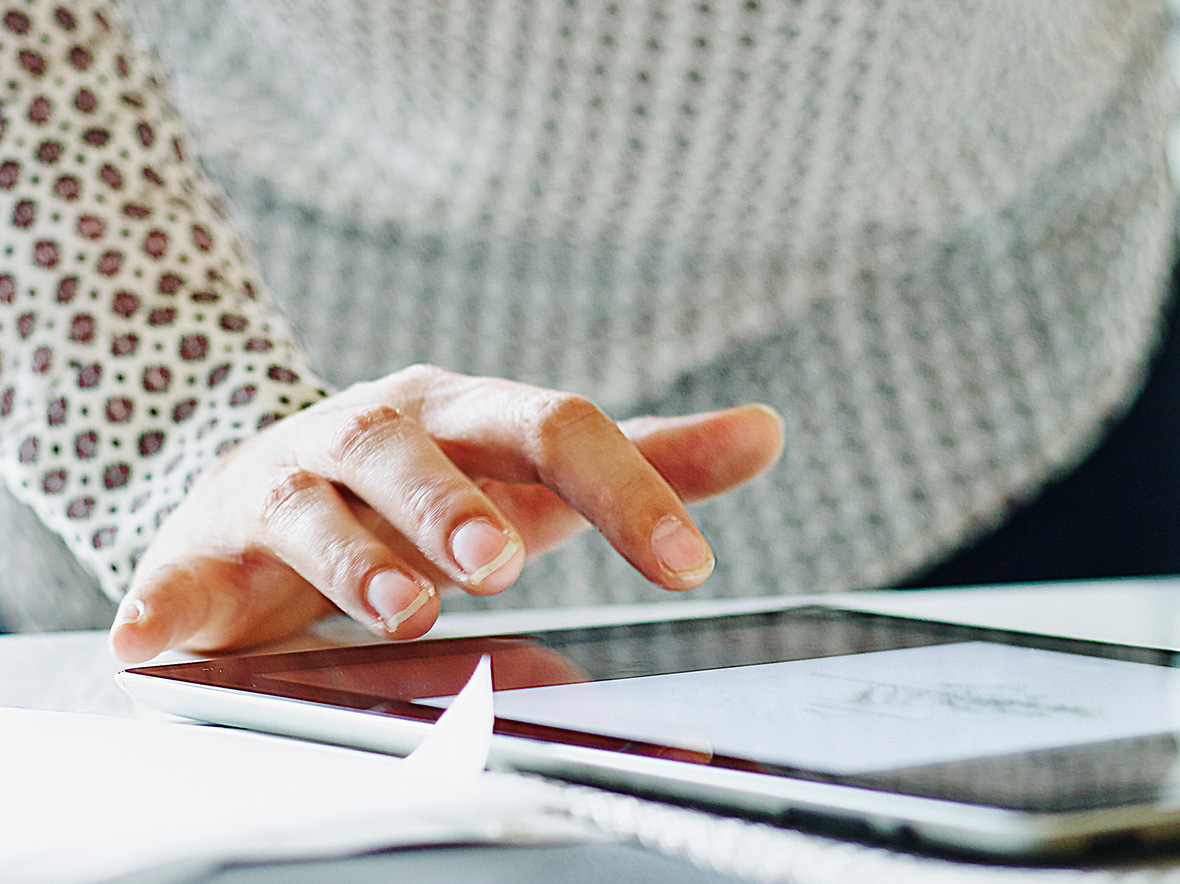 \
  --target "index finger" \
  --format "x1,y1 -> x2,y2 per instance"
396,369 -> 716,589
